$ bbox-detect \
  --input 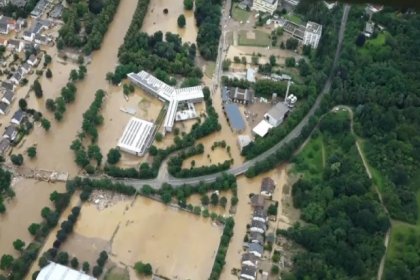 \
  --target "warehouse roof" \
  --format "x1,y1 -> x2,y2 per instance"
37,262 -> 96,280
224,103 -> 245,131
